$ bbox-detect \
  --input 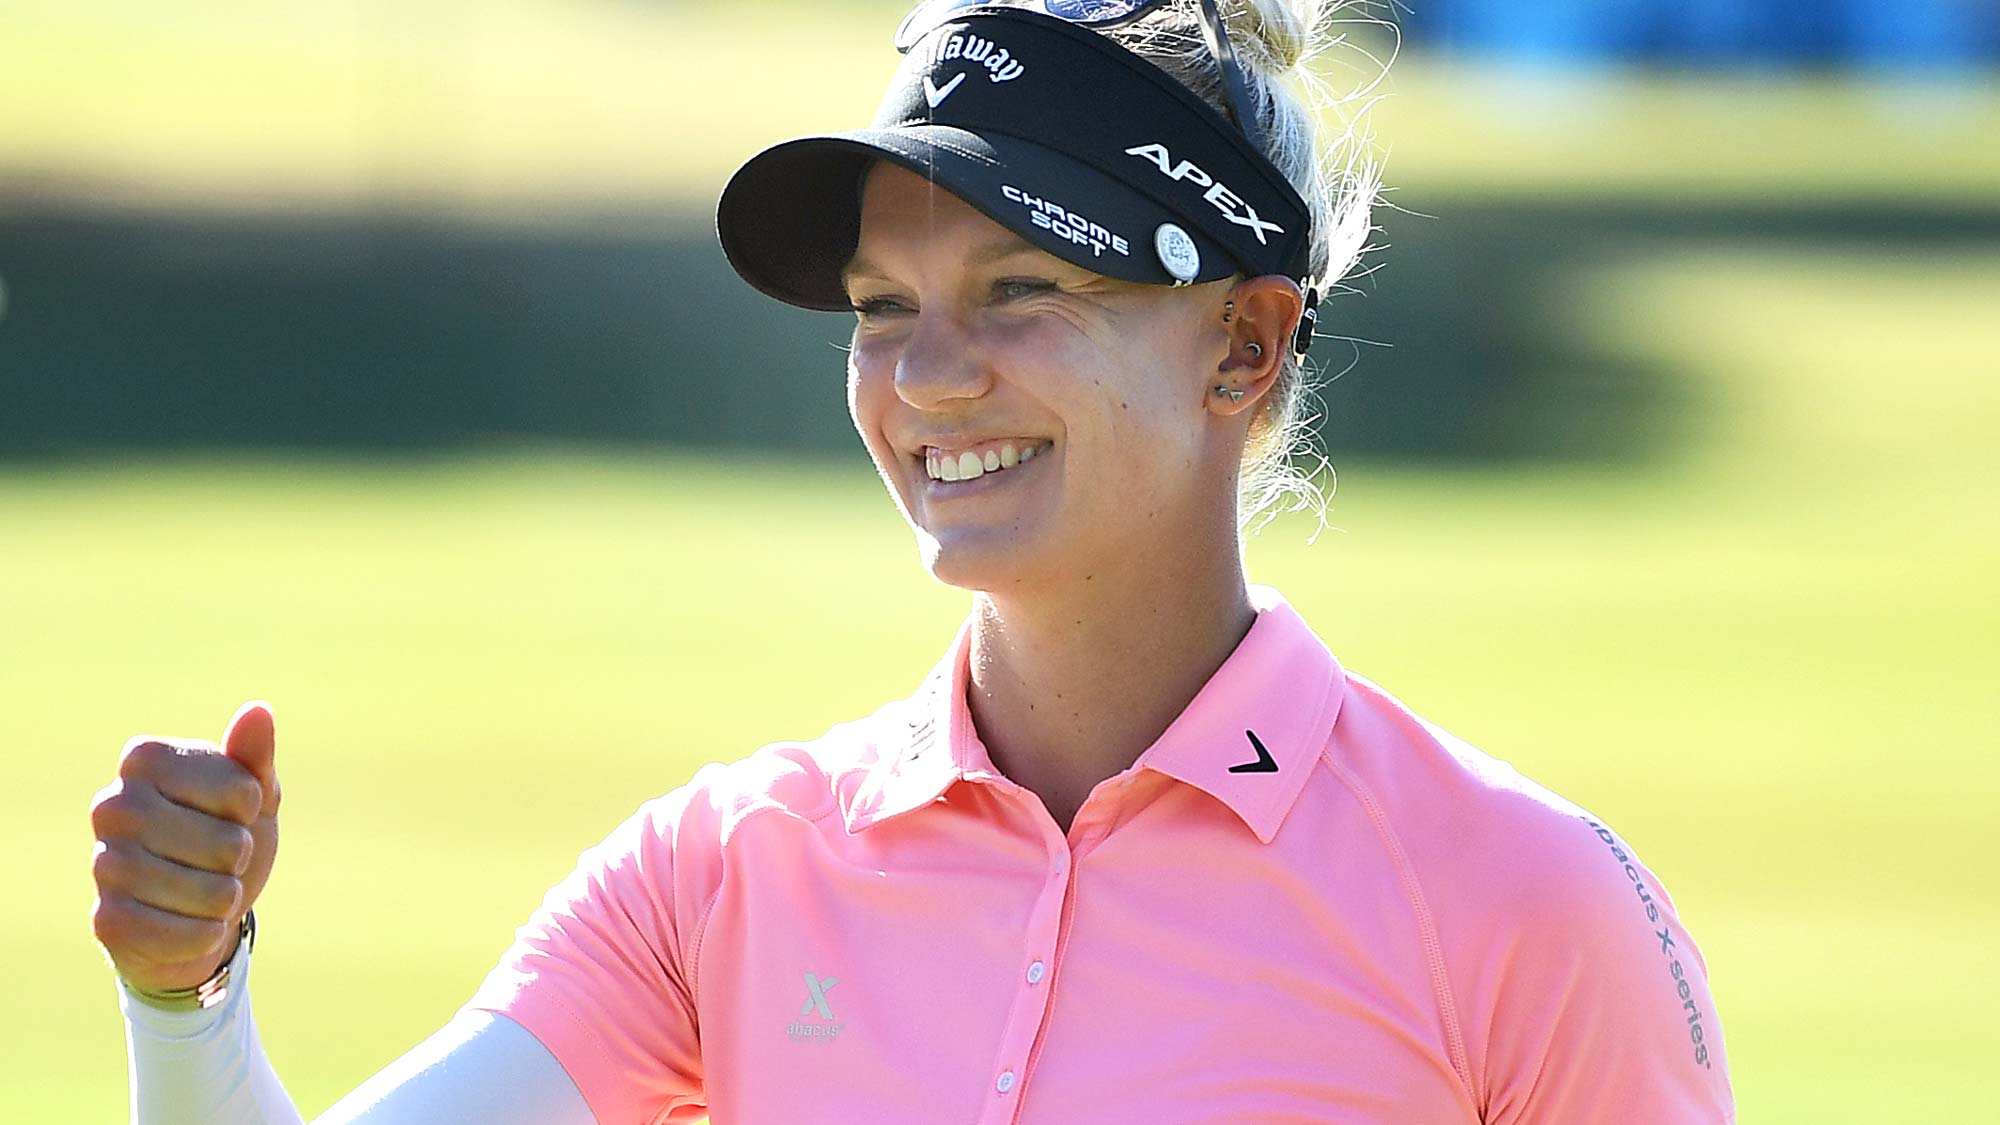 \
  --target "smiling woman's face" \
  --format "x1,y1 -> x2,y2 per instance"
843,161 -> 1246,593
